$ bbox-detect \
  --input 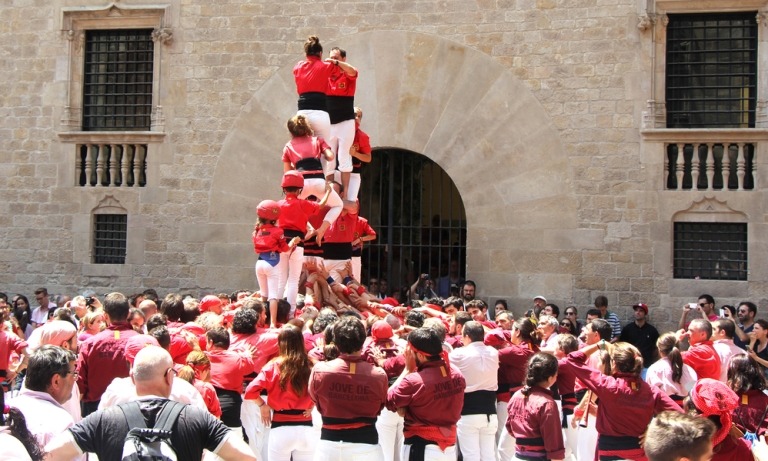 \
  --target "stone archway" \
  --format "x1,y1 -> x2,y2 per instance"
207,30 -> 576,294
